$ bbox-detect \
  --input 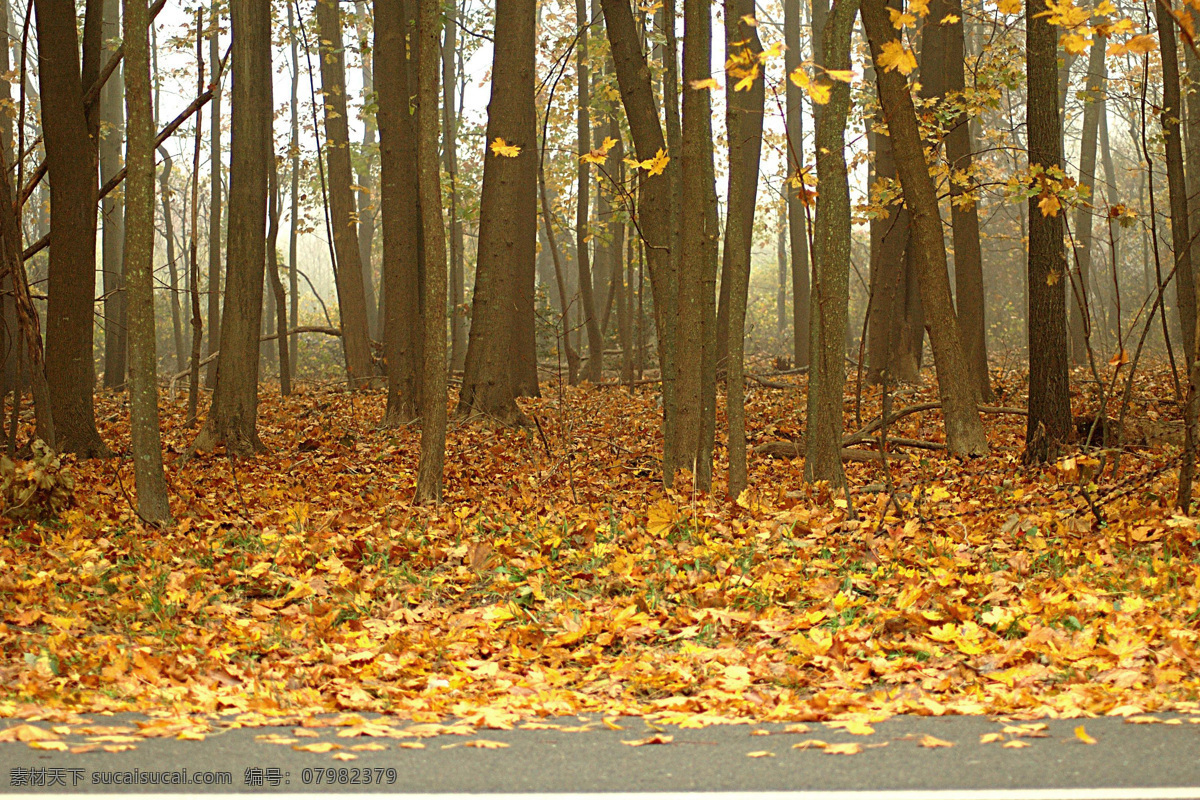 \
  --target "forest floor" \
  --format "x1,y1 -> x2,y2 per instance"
0,359 -> 1198,738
